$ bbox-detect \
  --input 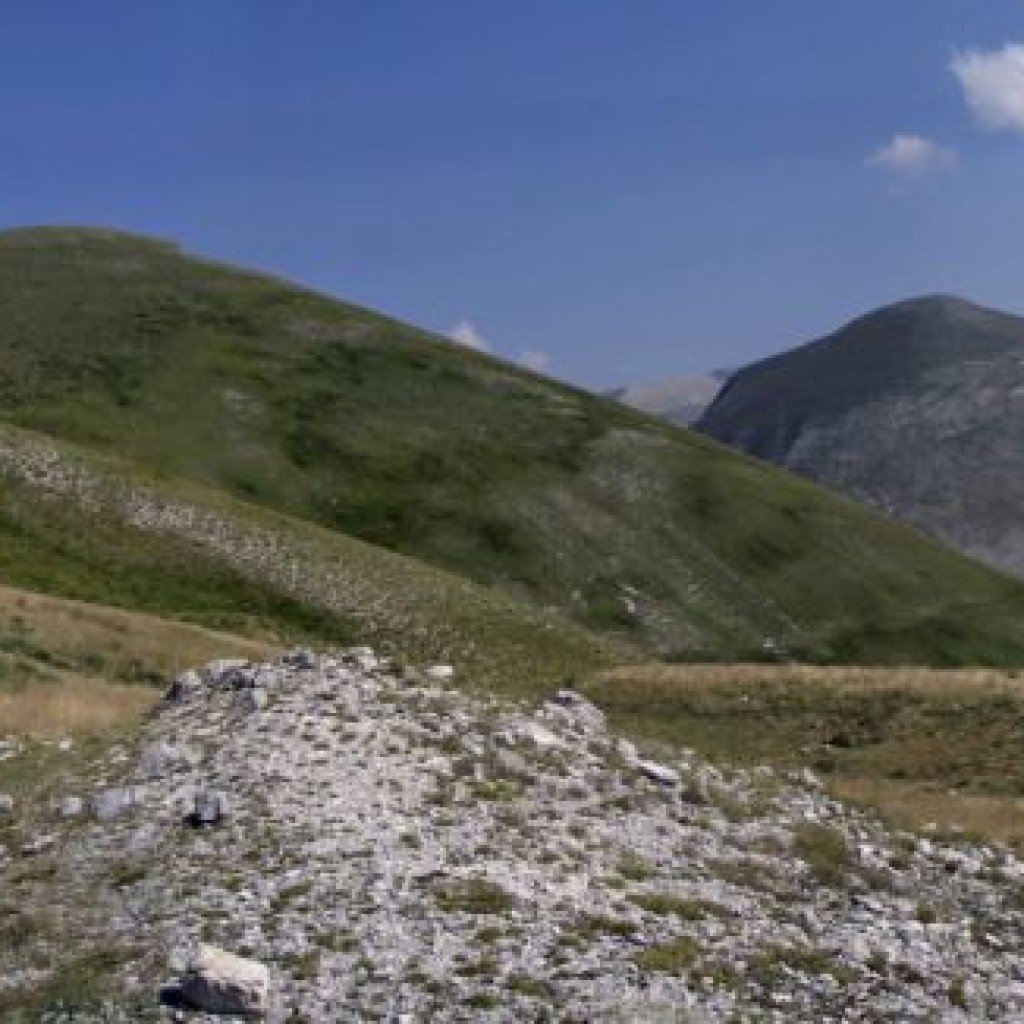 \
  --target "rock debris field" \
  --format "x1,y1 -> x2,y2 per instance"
4,648 -> 1024,1021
